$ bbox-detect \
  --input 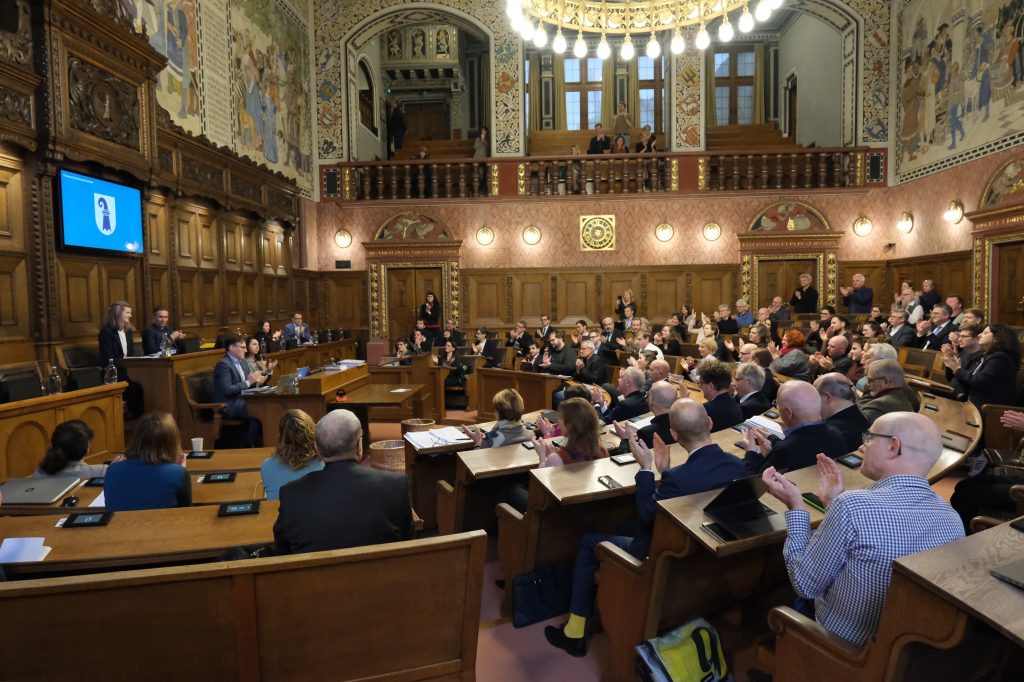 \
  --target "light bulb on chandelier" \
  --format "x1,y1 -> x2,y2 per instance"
646,34 -> 661,58
620,35 -> 635,60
